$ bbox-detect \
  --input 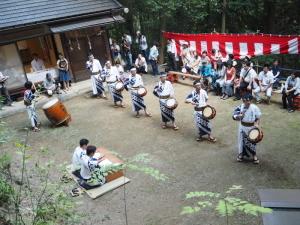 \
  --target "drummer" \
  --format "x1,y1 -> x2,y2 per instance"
153,72 -> 179,130
86,54 -> 107,99
24,81 -> 40,132
103,61 -> 125,108
124,67 -> 151,118
232,93 -> 261,164
185,80 -> 217,142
